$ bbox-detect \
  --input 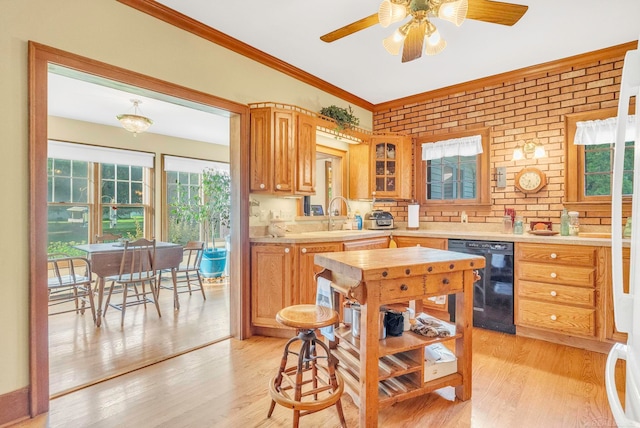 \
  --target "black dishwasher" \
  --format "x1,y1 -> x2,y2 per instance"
447,239 -> 515,334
